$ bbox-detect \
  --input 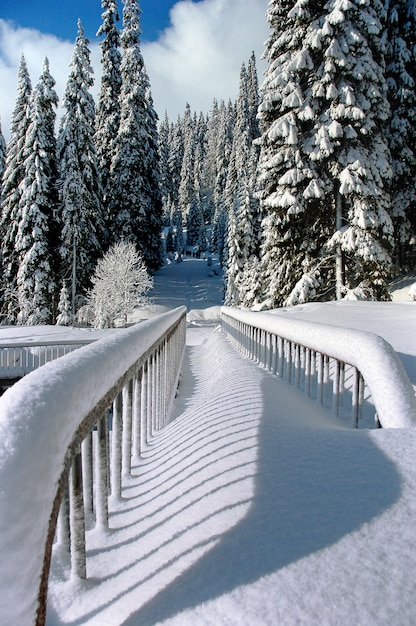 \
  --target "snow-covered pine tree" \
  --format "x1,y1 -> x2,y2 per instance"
95,0 -> 122,221
140,68 -> 164,269
58,20 -> 106,309
56,282 -> 72,326
0,120 -> 6,201
178,103 -> 196,222
166,117 -> 184,216
257,0 -> 394,306
159,112 -> 172,222
0,55 -> 32,321
109,0 -> 163,270
384,0 -> 416,269
224,61 -> 261,306
247,51 -> 261,144
256,1 -> 329,308
186,190 -> 206,251
312,0 -> 394,300
174,207 -> 185,260
224,205 -> 240,305
202,100 -> 221,226
15,58 -> 59,325
211,100 -> 234,261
